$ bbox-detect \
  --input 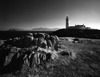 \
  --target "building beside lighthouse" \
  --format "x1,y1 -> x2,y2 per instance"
65,16 -> 90,29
